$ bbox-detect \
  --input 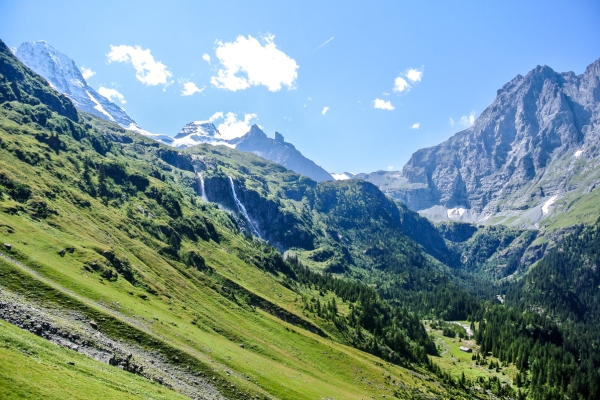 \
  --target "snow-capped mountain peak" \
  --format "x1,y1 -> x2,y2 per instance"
175,121 -> 221,139
15,41 -> 136,128
171,121 -> 232,148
